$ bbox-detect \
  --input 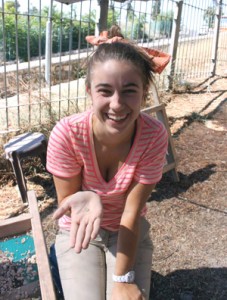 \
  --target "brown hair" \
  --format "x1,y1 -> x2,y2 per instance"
85,41 -> 155,96
108,24 -> 124,39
